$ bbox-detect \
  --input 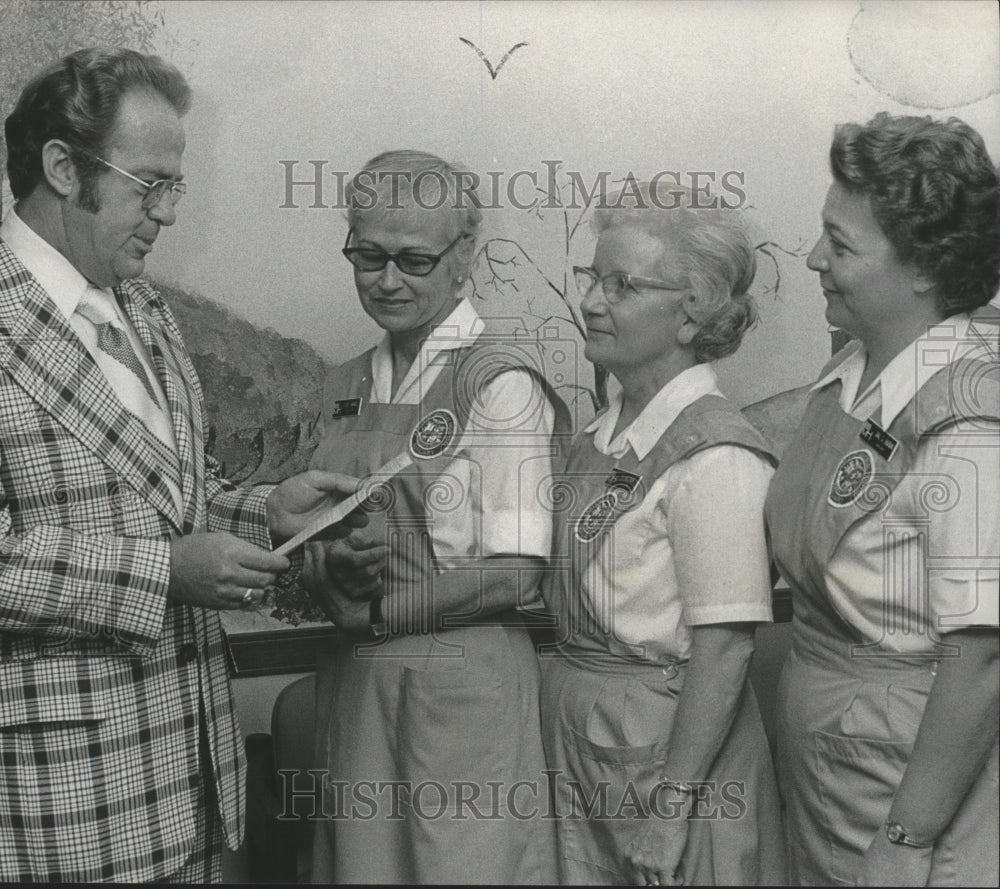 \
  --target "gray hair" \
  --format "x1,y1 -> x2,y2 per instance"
593,179 -> 758,362
345,150 -> 483,265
